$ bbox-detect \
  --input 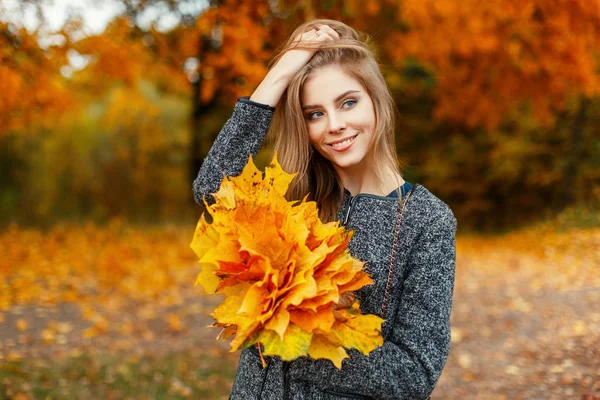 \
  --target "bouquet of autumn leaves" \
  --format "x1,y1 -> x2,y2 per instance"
190,154 -> 384,369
